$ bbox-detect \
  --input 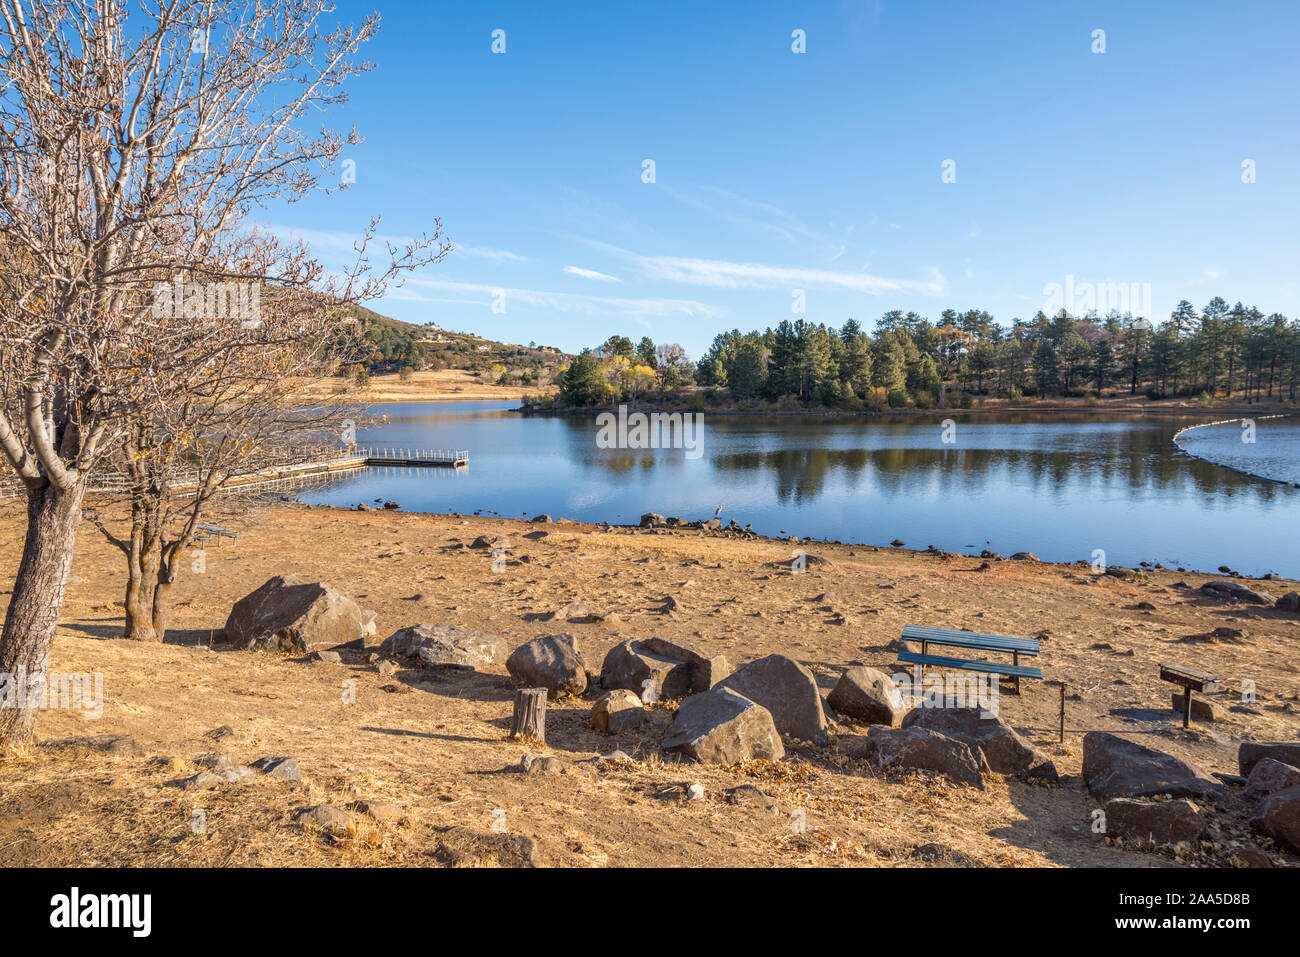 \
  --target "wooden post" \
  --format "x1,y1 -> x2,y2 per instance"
1058,683 -> 1065,743
1182,687 -> 1192,729
510,688 -> 547,743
